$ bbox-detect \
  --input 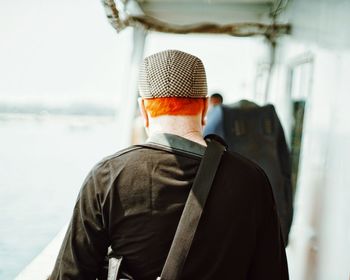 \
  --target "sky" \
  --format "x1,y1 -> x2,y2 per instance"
0,0 -> 132,105
0,0 -> 267,107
